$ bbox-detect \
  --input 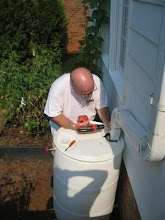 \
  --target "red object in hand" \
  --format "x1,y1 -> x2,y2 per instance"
77,115 -> 89,123
77,124 -> 104,133
77,115 -> 104,133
